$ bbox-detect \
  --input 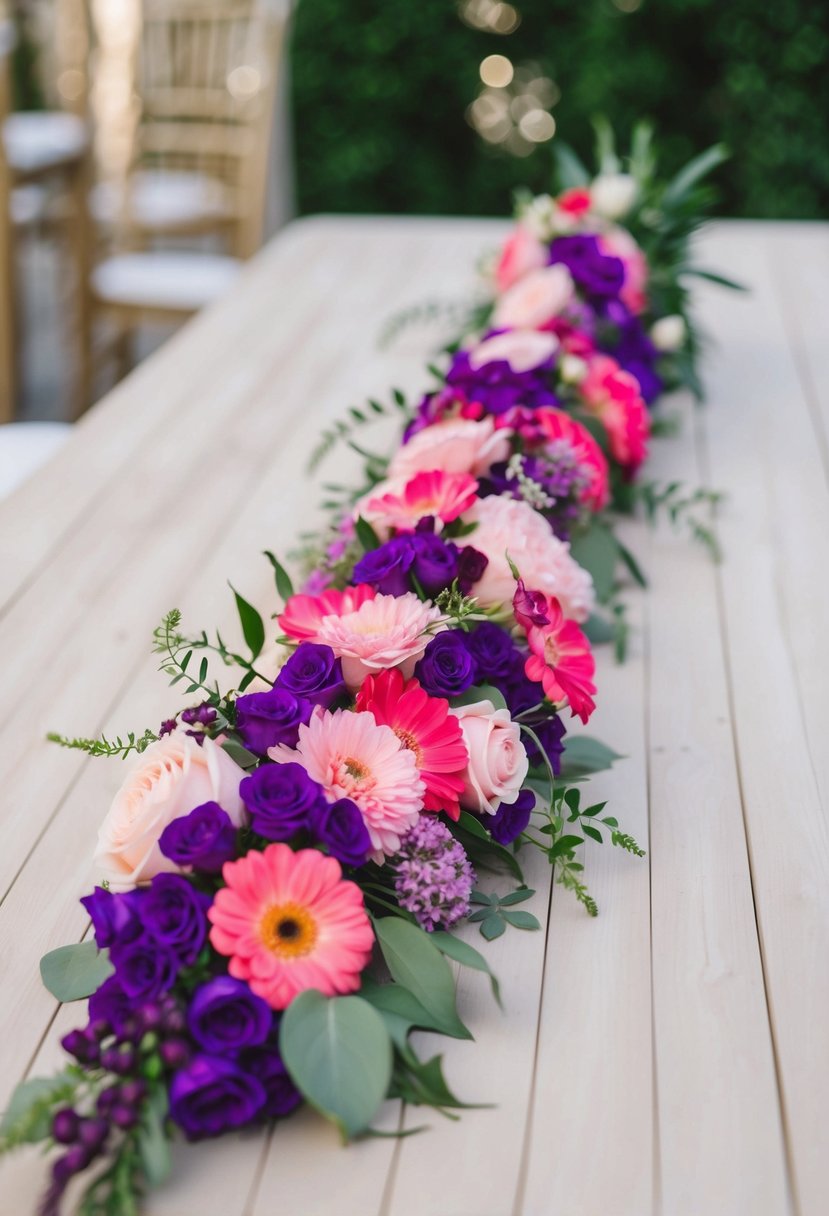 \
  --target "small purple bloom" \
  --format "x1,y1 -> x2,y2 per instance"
187,977 -> 272,1055
488,788 -> 536,845
80,887 -> 142,950
109,935 -> 179,1003
159,718 -> 177,737
409,532 -> 459,596
139,874 -> 211,964
240,761 -> 326,841
181,704 -> 217,727
310,798 -> 372,867
416,631 -> 478,698
549,234 -> 625,299
241,1044 -> 302,1118
352,536 -> 415,596
158,802 -> 237,874
274,642 -> 345,708
522,714 -> 566,774
463,622 -> 521,681
88,976 -> 133,1035
169,1054 -> 266,1139
456,545 -> 488,594
234,688 -> 312,755
393,817 -> 475,931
